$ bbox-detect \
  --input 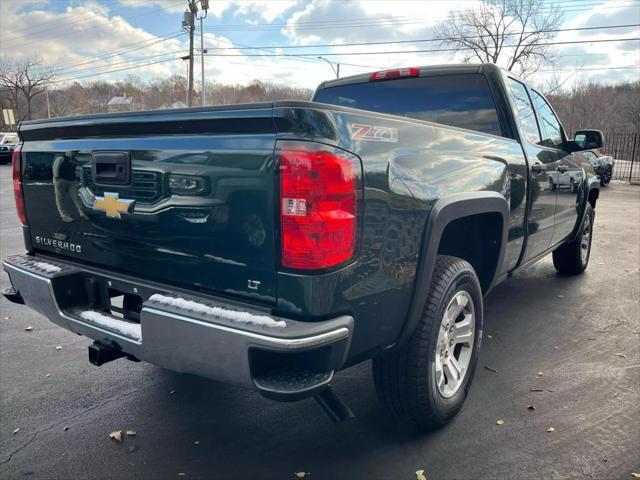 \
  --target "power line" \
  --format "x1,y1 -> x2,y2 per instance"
52,56 -> 181,84
46,32 -> 185,73
199,23 -> 640,51
201,1 -> 640,31
202,37 -> 640,57
1,0 -> 185,49
51,50 -> 185,78
0,0 -> 124,41
47,21 -> 636,78
540,65 -> 640,72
